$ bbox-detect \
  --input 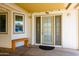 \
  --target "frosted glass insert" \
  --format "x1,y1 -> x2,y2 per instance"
55,15 -> 61,45
42,16 -> 53,45
36,17 -> 41,44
